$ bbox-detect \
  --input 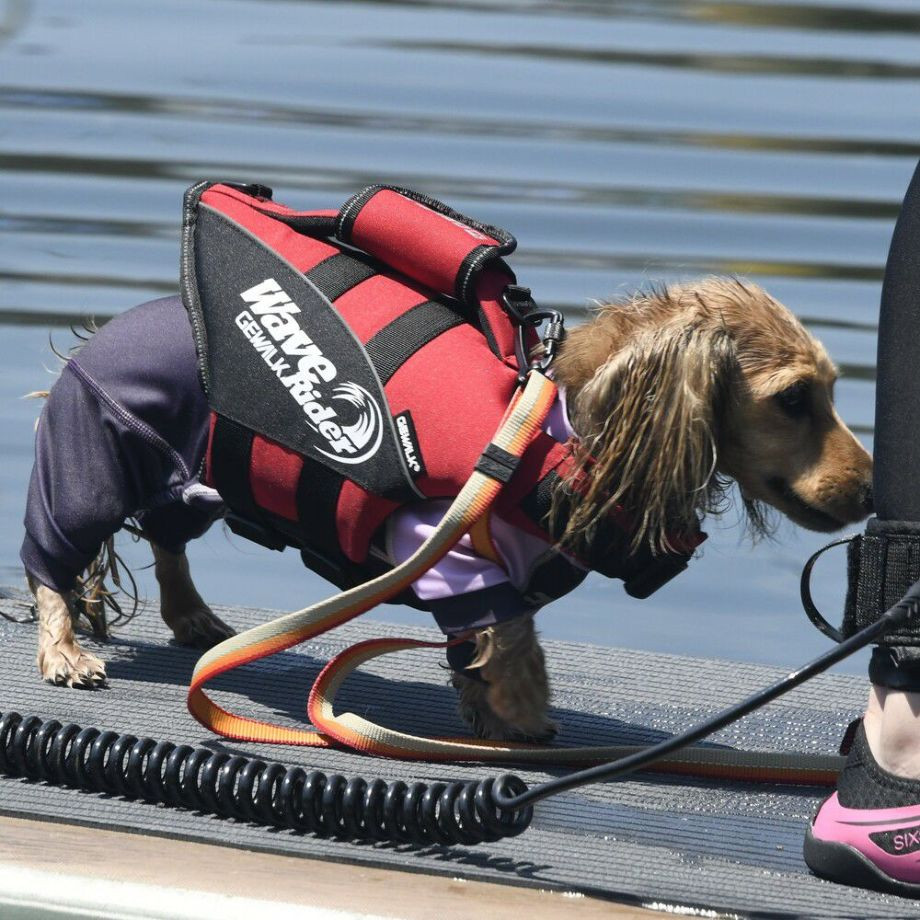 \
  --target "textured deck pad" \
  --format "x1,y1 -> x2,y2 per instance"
0,587 -> 910,917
